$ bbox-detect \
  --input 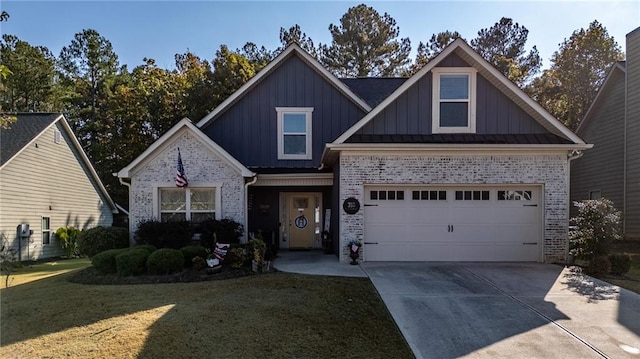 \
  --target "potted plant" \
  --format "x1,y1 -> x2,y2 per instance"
347,239 -> 362,265
248,238 -> 267,273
